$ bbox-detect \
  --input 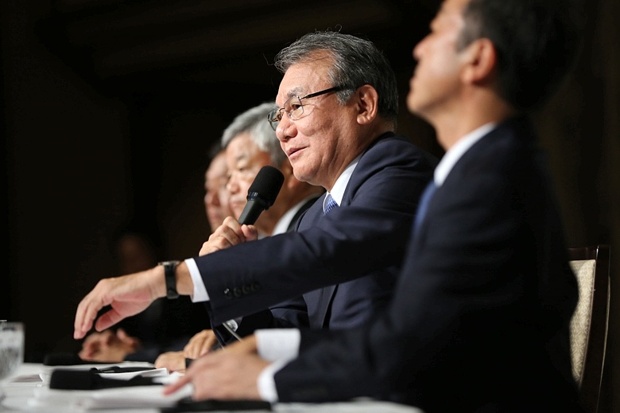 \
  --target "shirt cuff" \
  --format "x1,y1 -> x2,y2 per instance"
255,329 -> 300,362
185,258 -> 209,302
258,359 -> 289,403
